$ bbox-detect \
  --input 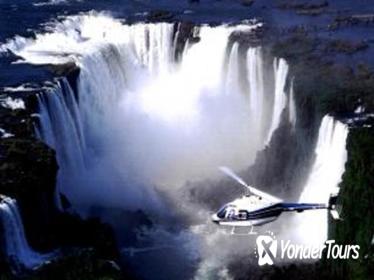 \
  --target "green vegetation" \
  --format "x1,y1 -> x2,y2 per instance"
328,127 -> 374,279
